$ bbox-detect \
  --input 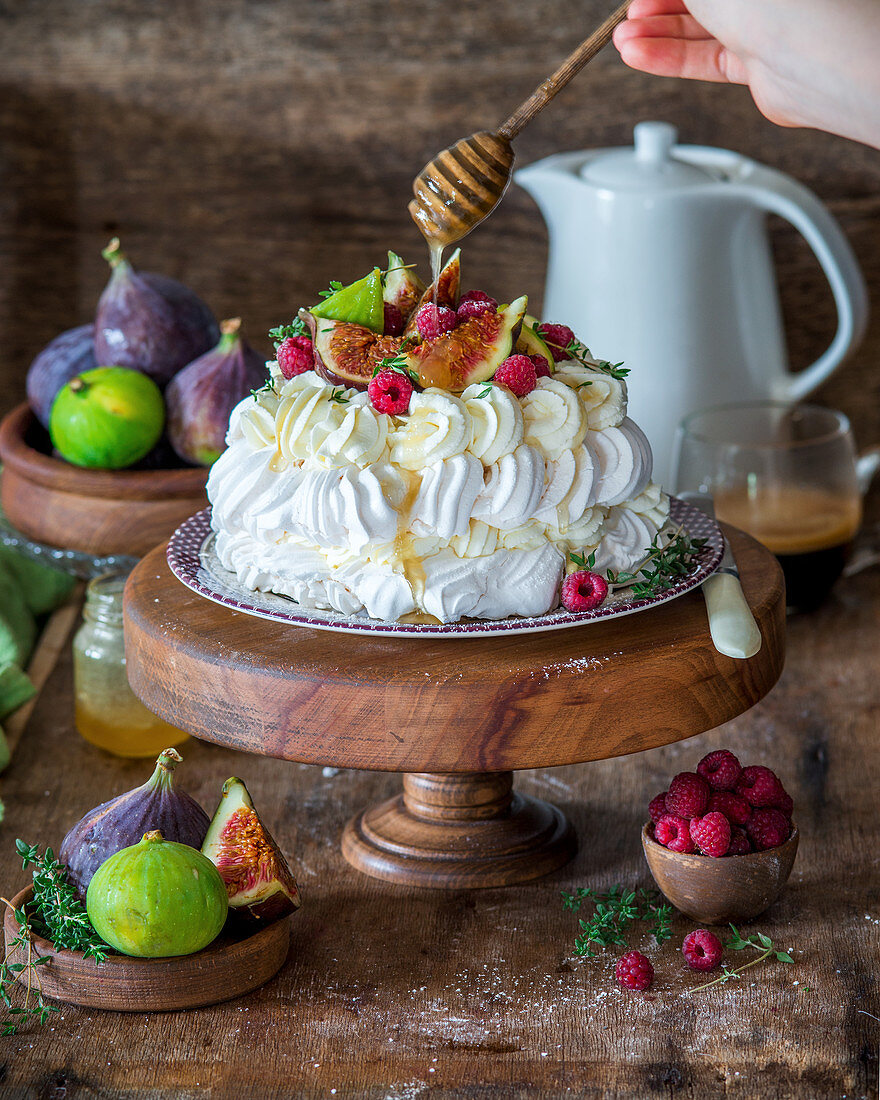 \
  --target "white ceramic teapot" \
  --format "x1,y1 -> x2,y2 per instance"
515,122 -> 869,487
